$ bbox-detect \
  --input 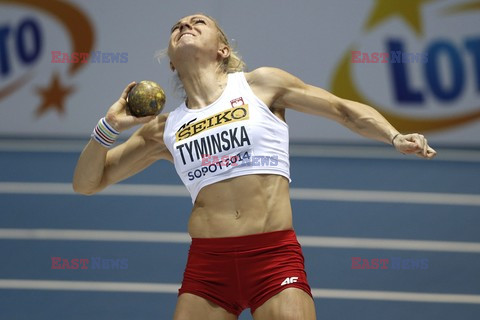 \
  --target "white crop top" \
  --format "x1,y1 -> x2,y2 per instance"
164,72 -> 290,203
